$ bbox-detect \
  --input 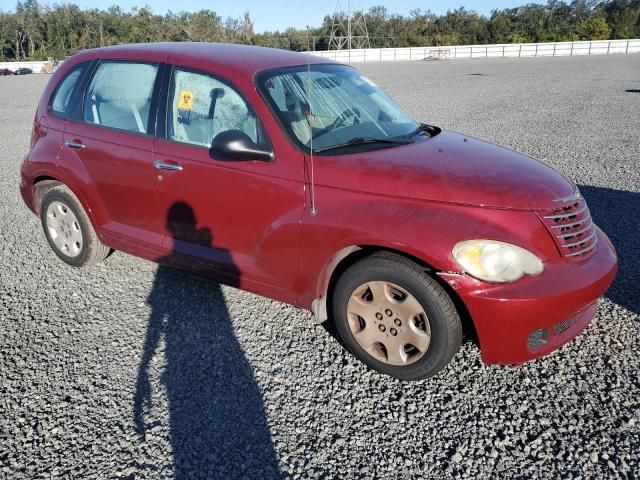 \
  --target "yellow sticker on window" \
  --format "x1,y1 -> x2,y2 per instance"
178,90 -> 194,110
